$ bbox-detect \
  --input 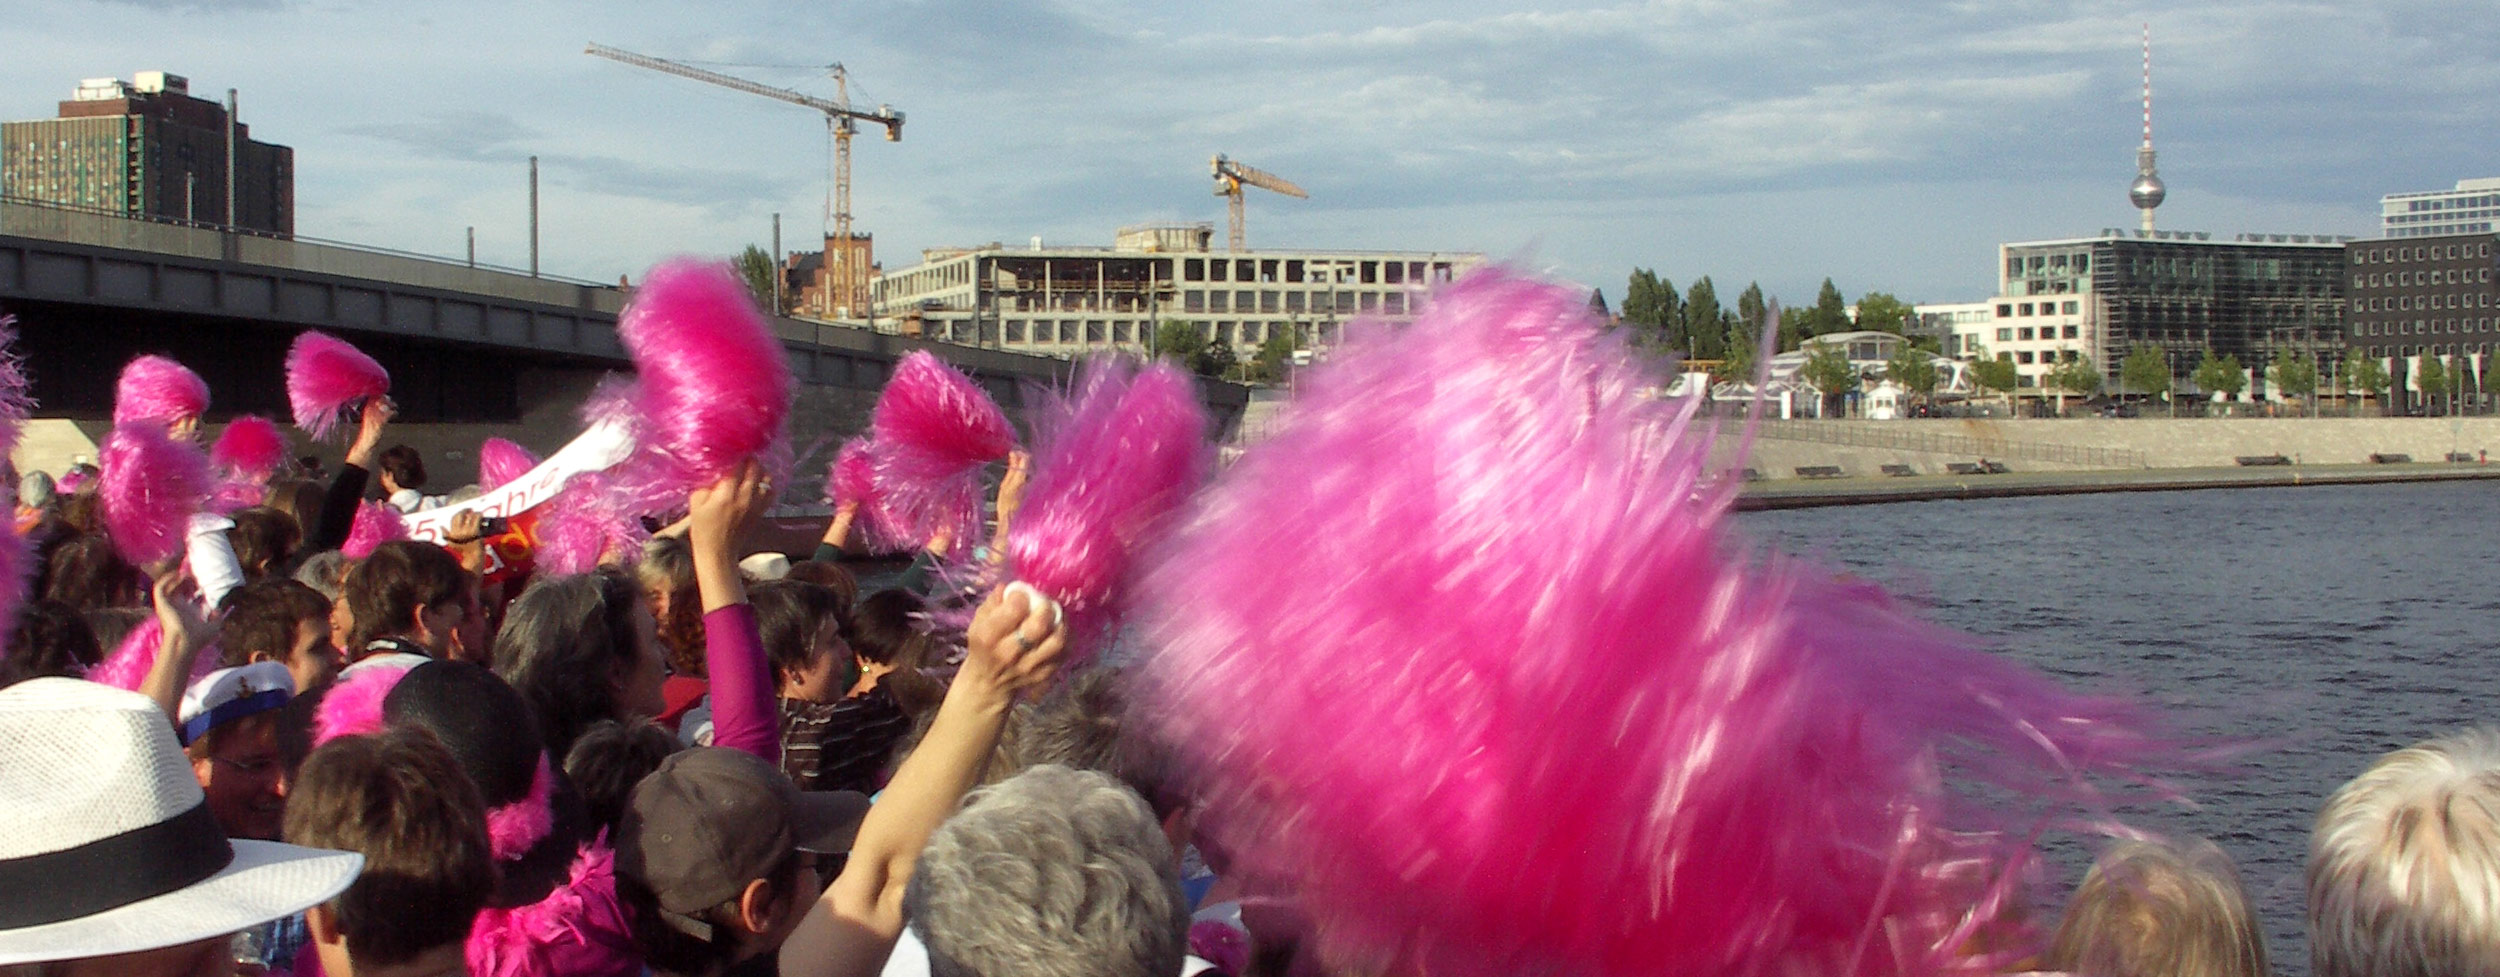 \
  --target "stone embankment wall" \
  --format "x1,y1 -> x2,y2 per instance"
1725,417 -> 2500,479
